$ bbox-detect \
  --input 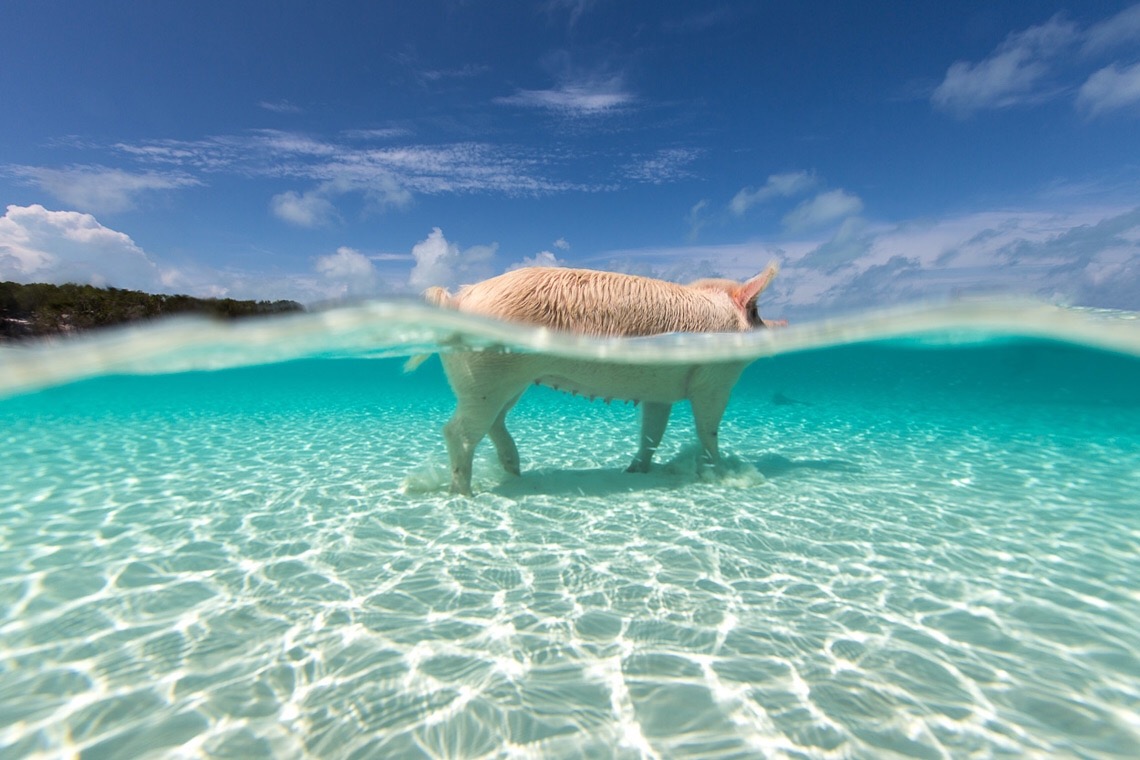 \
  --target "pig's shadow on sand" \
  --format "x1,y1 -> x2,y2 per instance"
751,453 -> 860,478
491,452 -> 859,498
